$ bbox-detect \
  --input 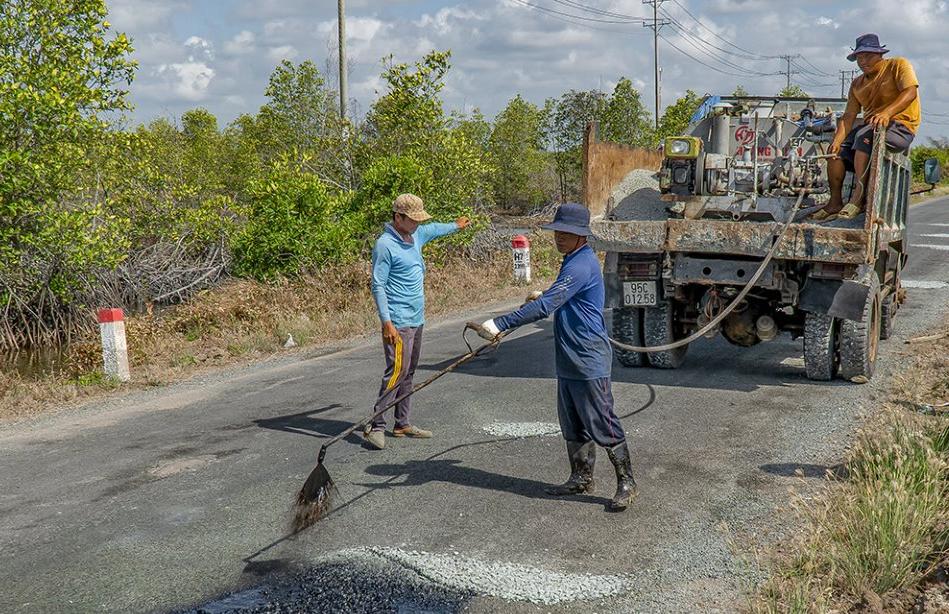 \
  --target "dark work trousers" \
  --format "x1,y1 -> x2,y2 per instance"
370,325 -> 424,432
557,376 -> 625,447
